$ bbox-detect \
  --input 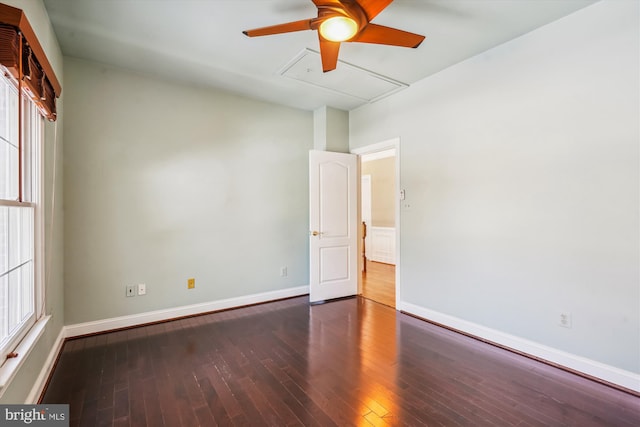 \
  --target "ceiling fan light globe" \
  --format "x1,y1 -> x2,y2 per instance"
319,16 -> 358,42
